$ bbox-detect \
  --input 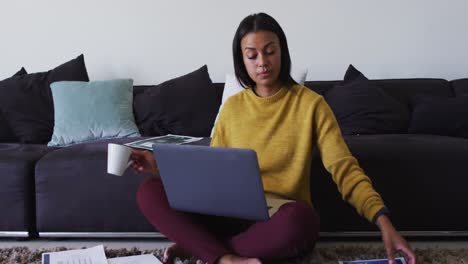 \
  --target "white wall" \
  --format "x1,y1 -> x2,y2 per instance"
1,0 -> 467,84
